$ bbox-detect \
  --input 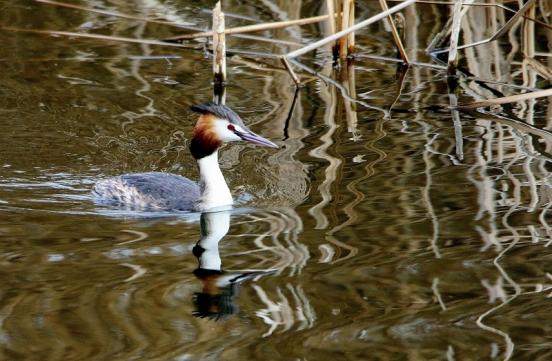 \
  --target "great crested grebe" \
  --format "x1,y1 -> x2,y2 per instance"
92,102 -> 278,212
